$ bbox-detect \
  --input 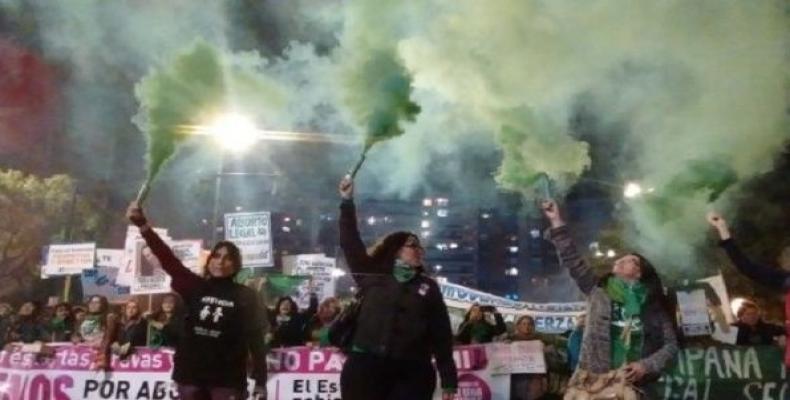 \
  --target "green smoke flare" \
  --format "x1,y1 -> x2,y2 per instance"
133,41 -> 226,183
645,157 -> 738,221
494,108 -> 591,198
343,50 -> 421,176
